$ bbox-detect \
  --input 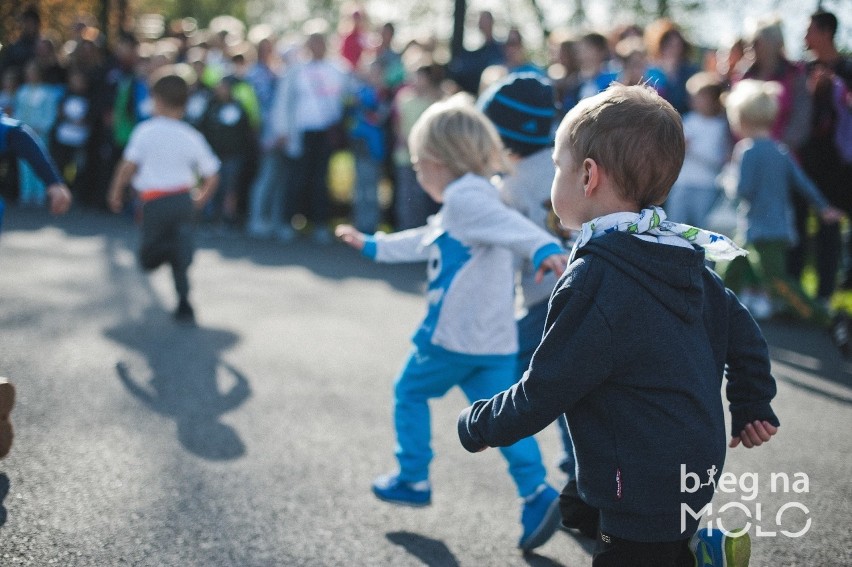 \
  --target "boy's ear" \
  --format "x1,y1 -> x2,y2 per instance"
582,158 -> 600,197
